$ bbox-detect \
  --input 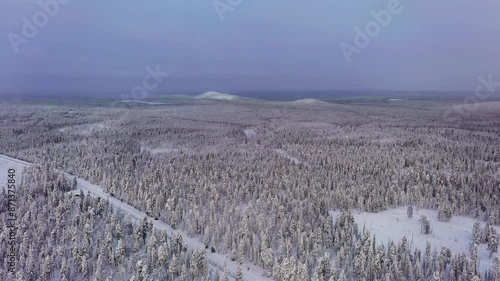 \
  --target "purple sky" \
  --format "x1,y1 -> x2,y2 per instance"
1,0 -> 499,95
